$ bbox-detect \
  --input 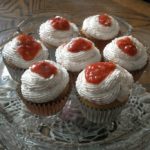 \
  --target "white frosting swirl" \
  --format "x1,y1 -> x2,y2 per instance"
2,37 -> 49,69
82,14 -> 120,40
56,37 -> 101,72
103,36 -> 148,71
21,60 -> 69,103
39,16 -> 79,47
76,65 -> 133,104
117,65 -> 134,101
